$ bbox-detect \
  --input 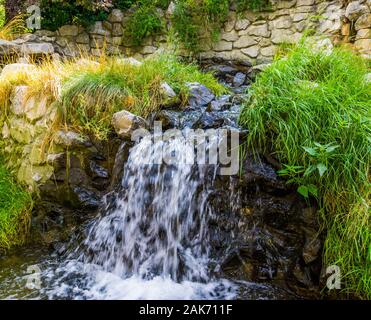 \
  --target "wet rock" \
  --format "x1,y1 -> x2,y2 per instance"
153,110 -> 180,129
210,95 -> 231,111
110,142 -> 133,189
112,110 -> 148,139
178,111 -> 204,129
239,155 -> 287,193
185,82 -> 215,110
72,186 -> 101,210
230,85 -> 248,95
193,111 -> 240,129
302,231 -> 322,264
233,72 -> 247,87
193,112 -> 225,129
89,161 -> 109,179
206,150 -> 322,298
206,65 -> 239,77
237,282 -> 297,300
